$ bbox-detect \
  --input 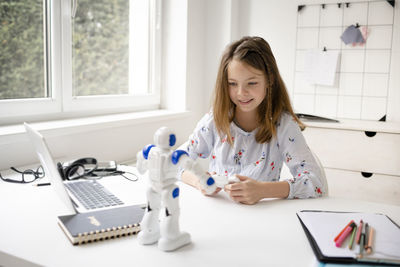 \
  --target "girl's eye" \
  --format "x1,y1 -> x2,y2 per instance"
228,82 -> 237,86
249,82 -> 258,86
